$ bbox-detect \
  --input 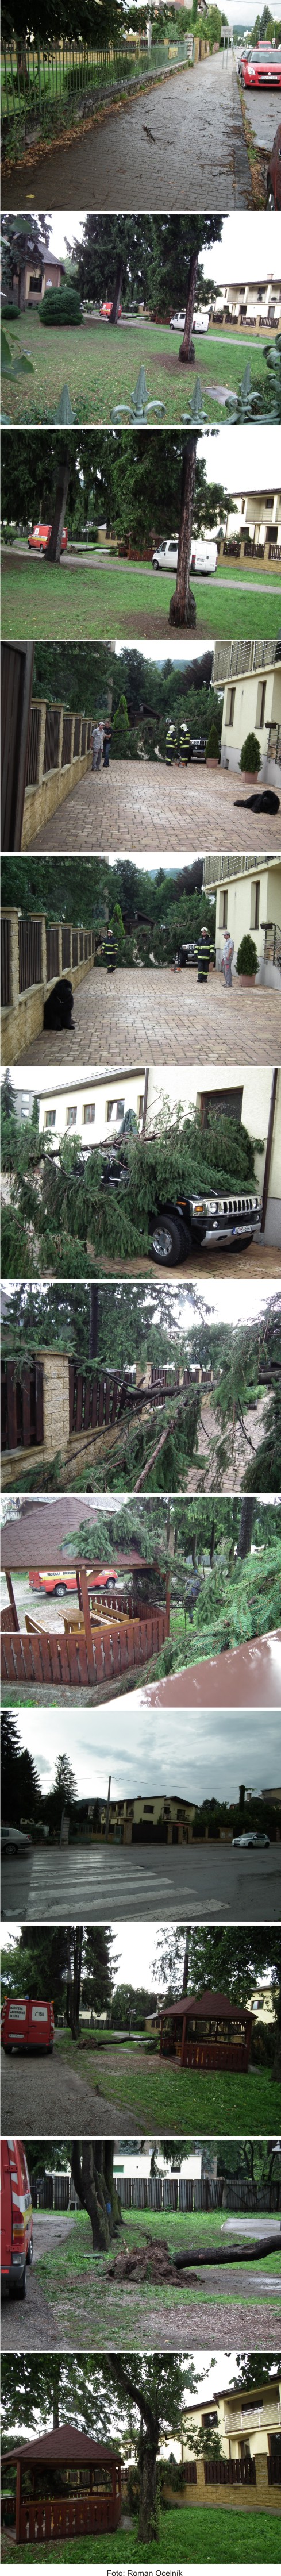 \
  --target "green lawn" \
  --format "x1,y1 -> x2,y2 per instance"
1,552 -> 279,641
34,2202 -> 281,2351
1,311 -> 272,427
56,2030 -> 280,2134
2,2508 -> 280,2561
